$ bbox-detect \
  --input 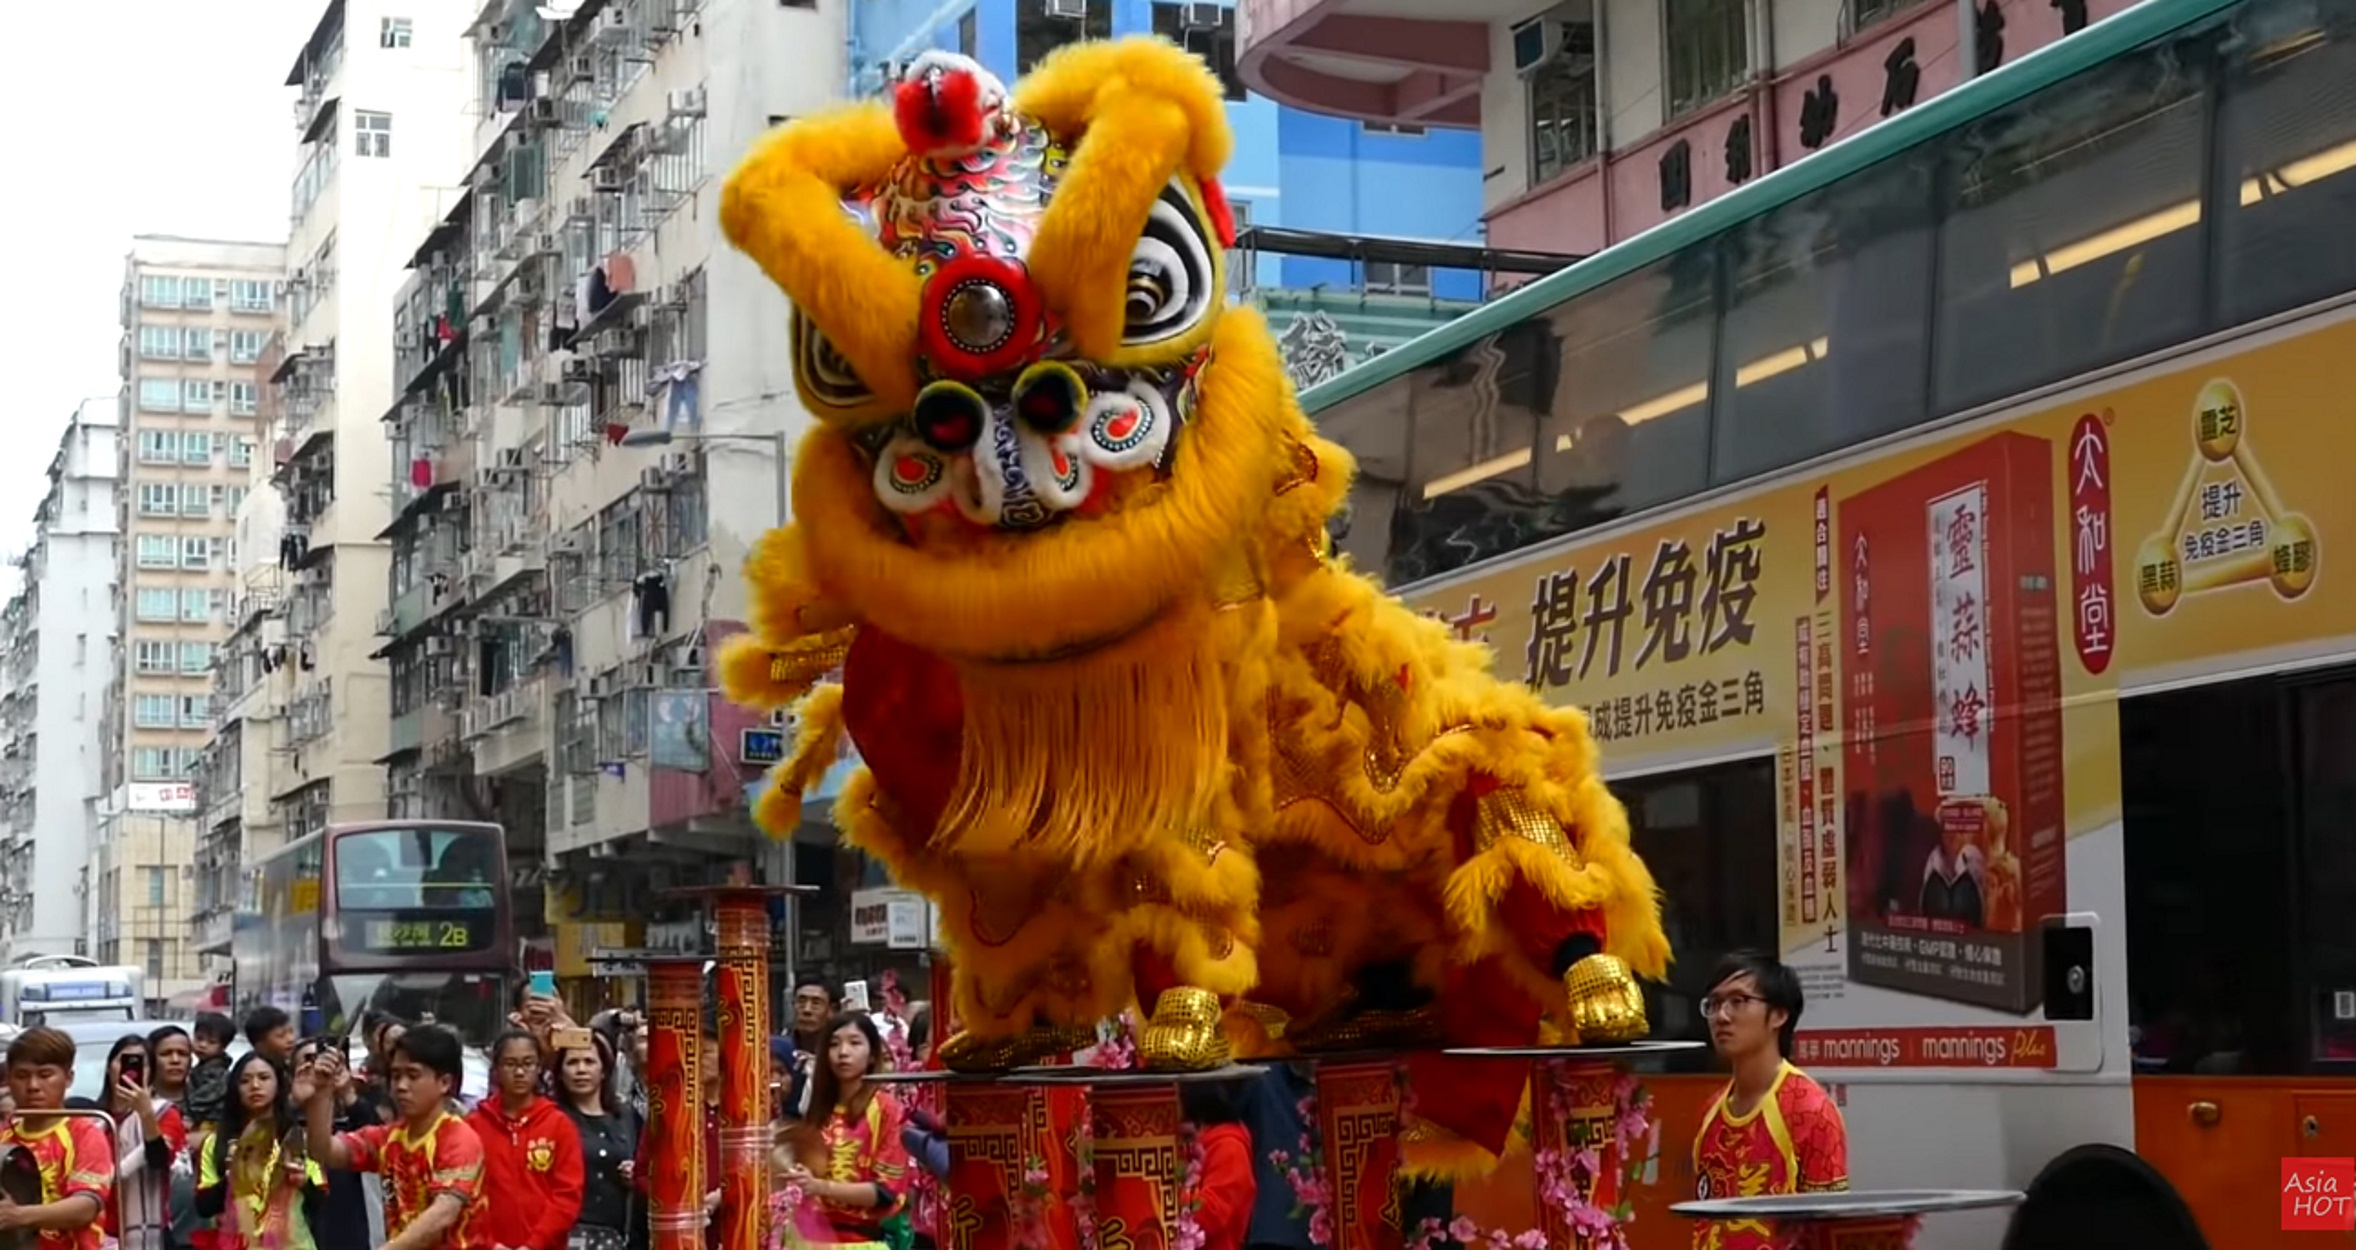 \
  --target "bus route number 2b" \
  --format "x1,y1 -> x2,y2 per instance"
362,919 -> 476,951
